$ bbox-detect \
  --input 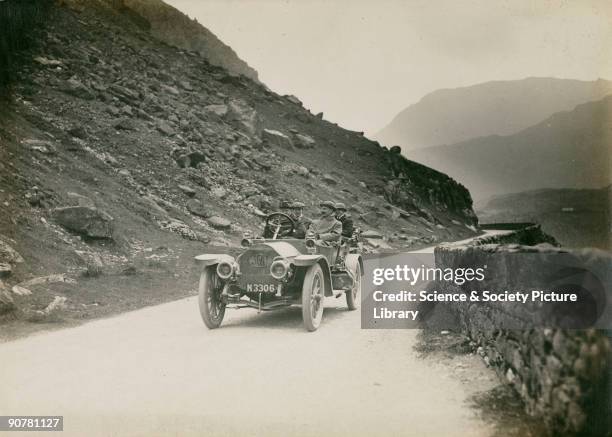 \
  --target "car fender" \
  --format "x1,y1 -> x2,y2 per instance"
194,254 -> 235,267
295,255 -> 333,297
345,254 -> 363,278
